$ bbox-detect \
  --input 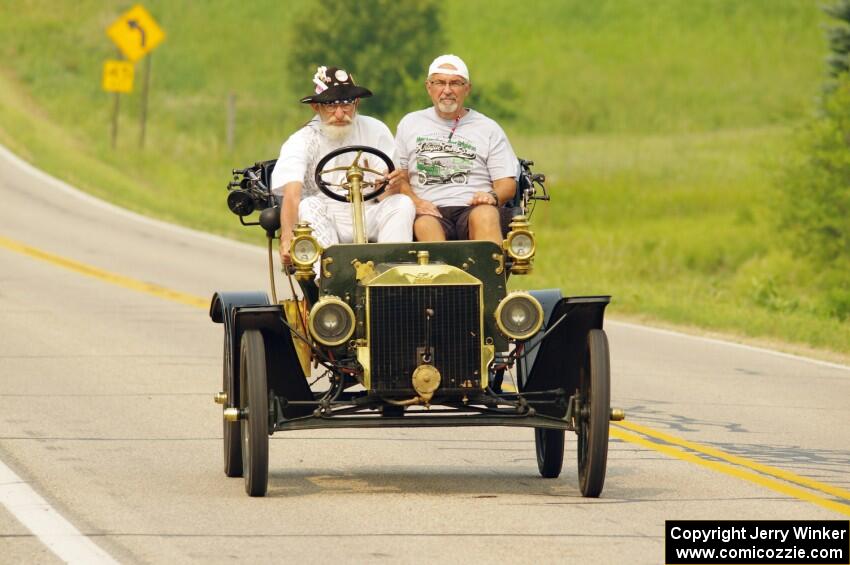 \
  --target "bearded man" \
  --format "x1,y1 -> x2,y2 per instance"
272,66 -> 415,265
393,55 -> 517,245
